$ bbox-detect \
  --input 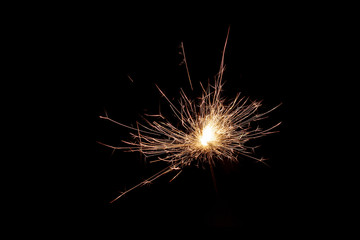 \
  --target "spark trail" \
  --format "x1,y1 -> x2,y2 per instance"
98,28 -> 281,203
